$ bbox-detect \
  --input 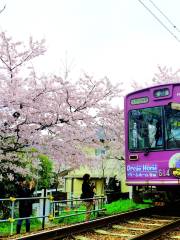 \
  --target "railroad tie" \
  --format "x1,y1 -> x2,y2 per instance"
74,236 -> 90,240
128,221 -> 162,226
94,229 -> 134,237
112,225 -> 148,231
140,217 -> 172,222
152,215 -> 180,219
